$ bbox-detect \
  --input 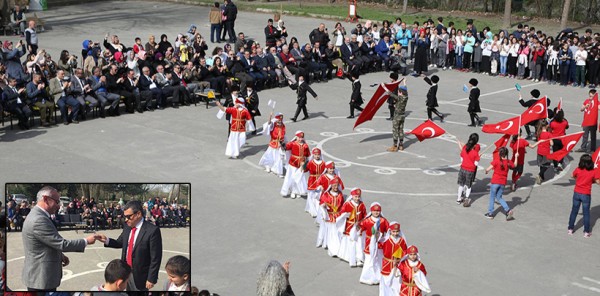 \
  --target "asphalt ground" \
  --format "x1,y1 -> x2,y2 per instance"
1,1 -> 599,295
5,227 -> 190,291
